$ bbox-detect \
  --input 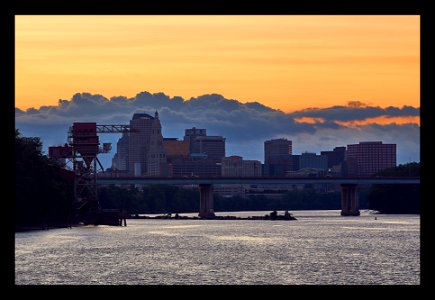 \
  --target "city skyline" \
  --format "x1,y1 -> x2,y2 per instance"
105,112 -> 398,178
